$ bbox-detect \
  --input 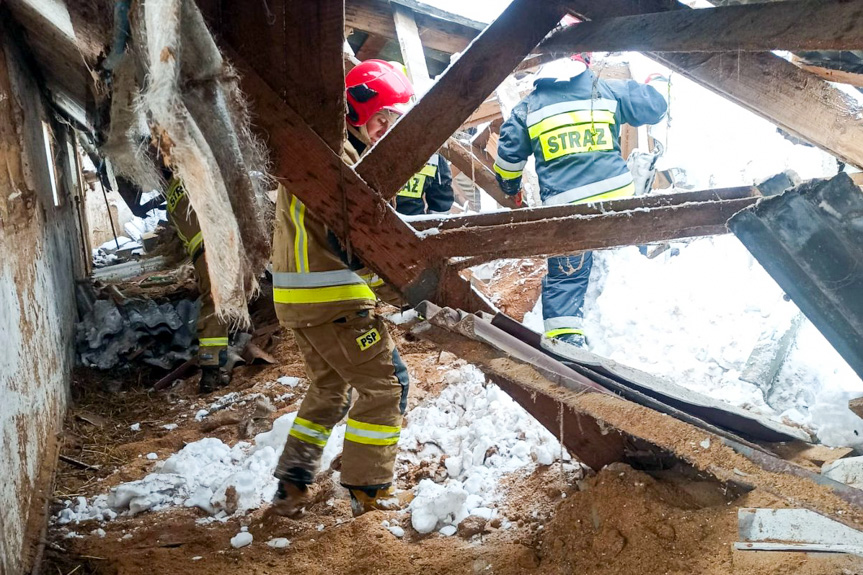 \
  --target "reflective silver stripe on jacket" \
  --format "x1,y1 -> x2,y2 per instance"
544,316 -> 584,332
427,154 -> 439,166
272,269 -> 368,288
543,172 -> 633,206
493,154 -> 527,172
526,98 -> 618,127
